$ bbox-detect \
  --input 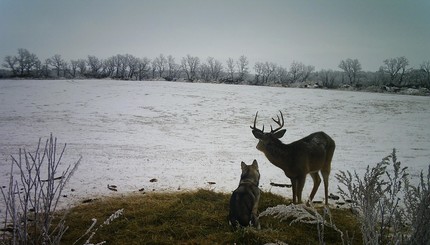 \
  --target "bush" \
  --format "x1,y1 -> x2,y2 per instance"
336,149 -> 430,244
0,134 -> 81,244
404,165 -> 430,244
